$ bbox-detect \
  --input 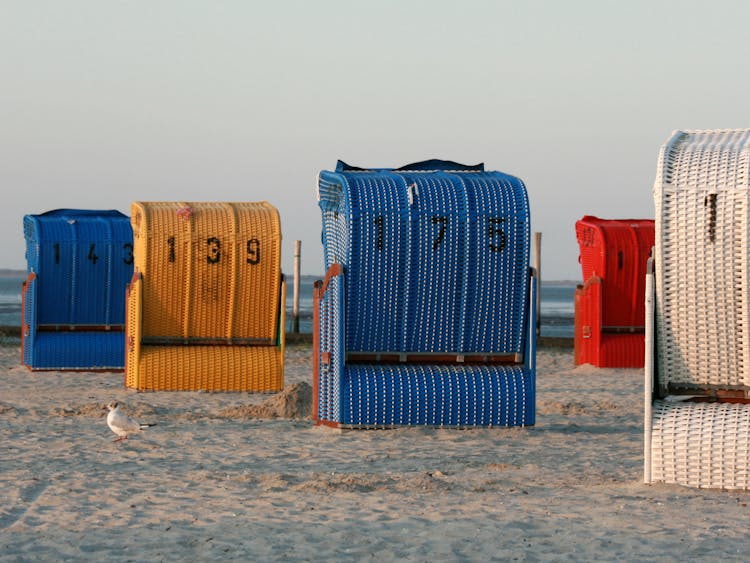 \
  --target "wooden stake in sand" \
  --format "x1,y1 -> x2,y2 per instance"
293,239 -> 301,334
